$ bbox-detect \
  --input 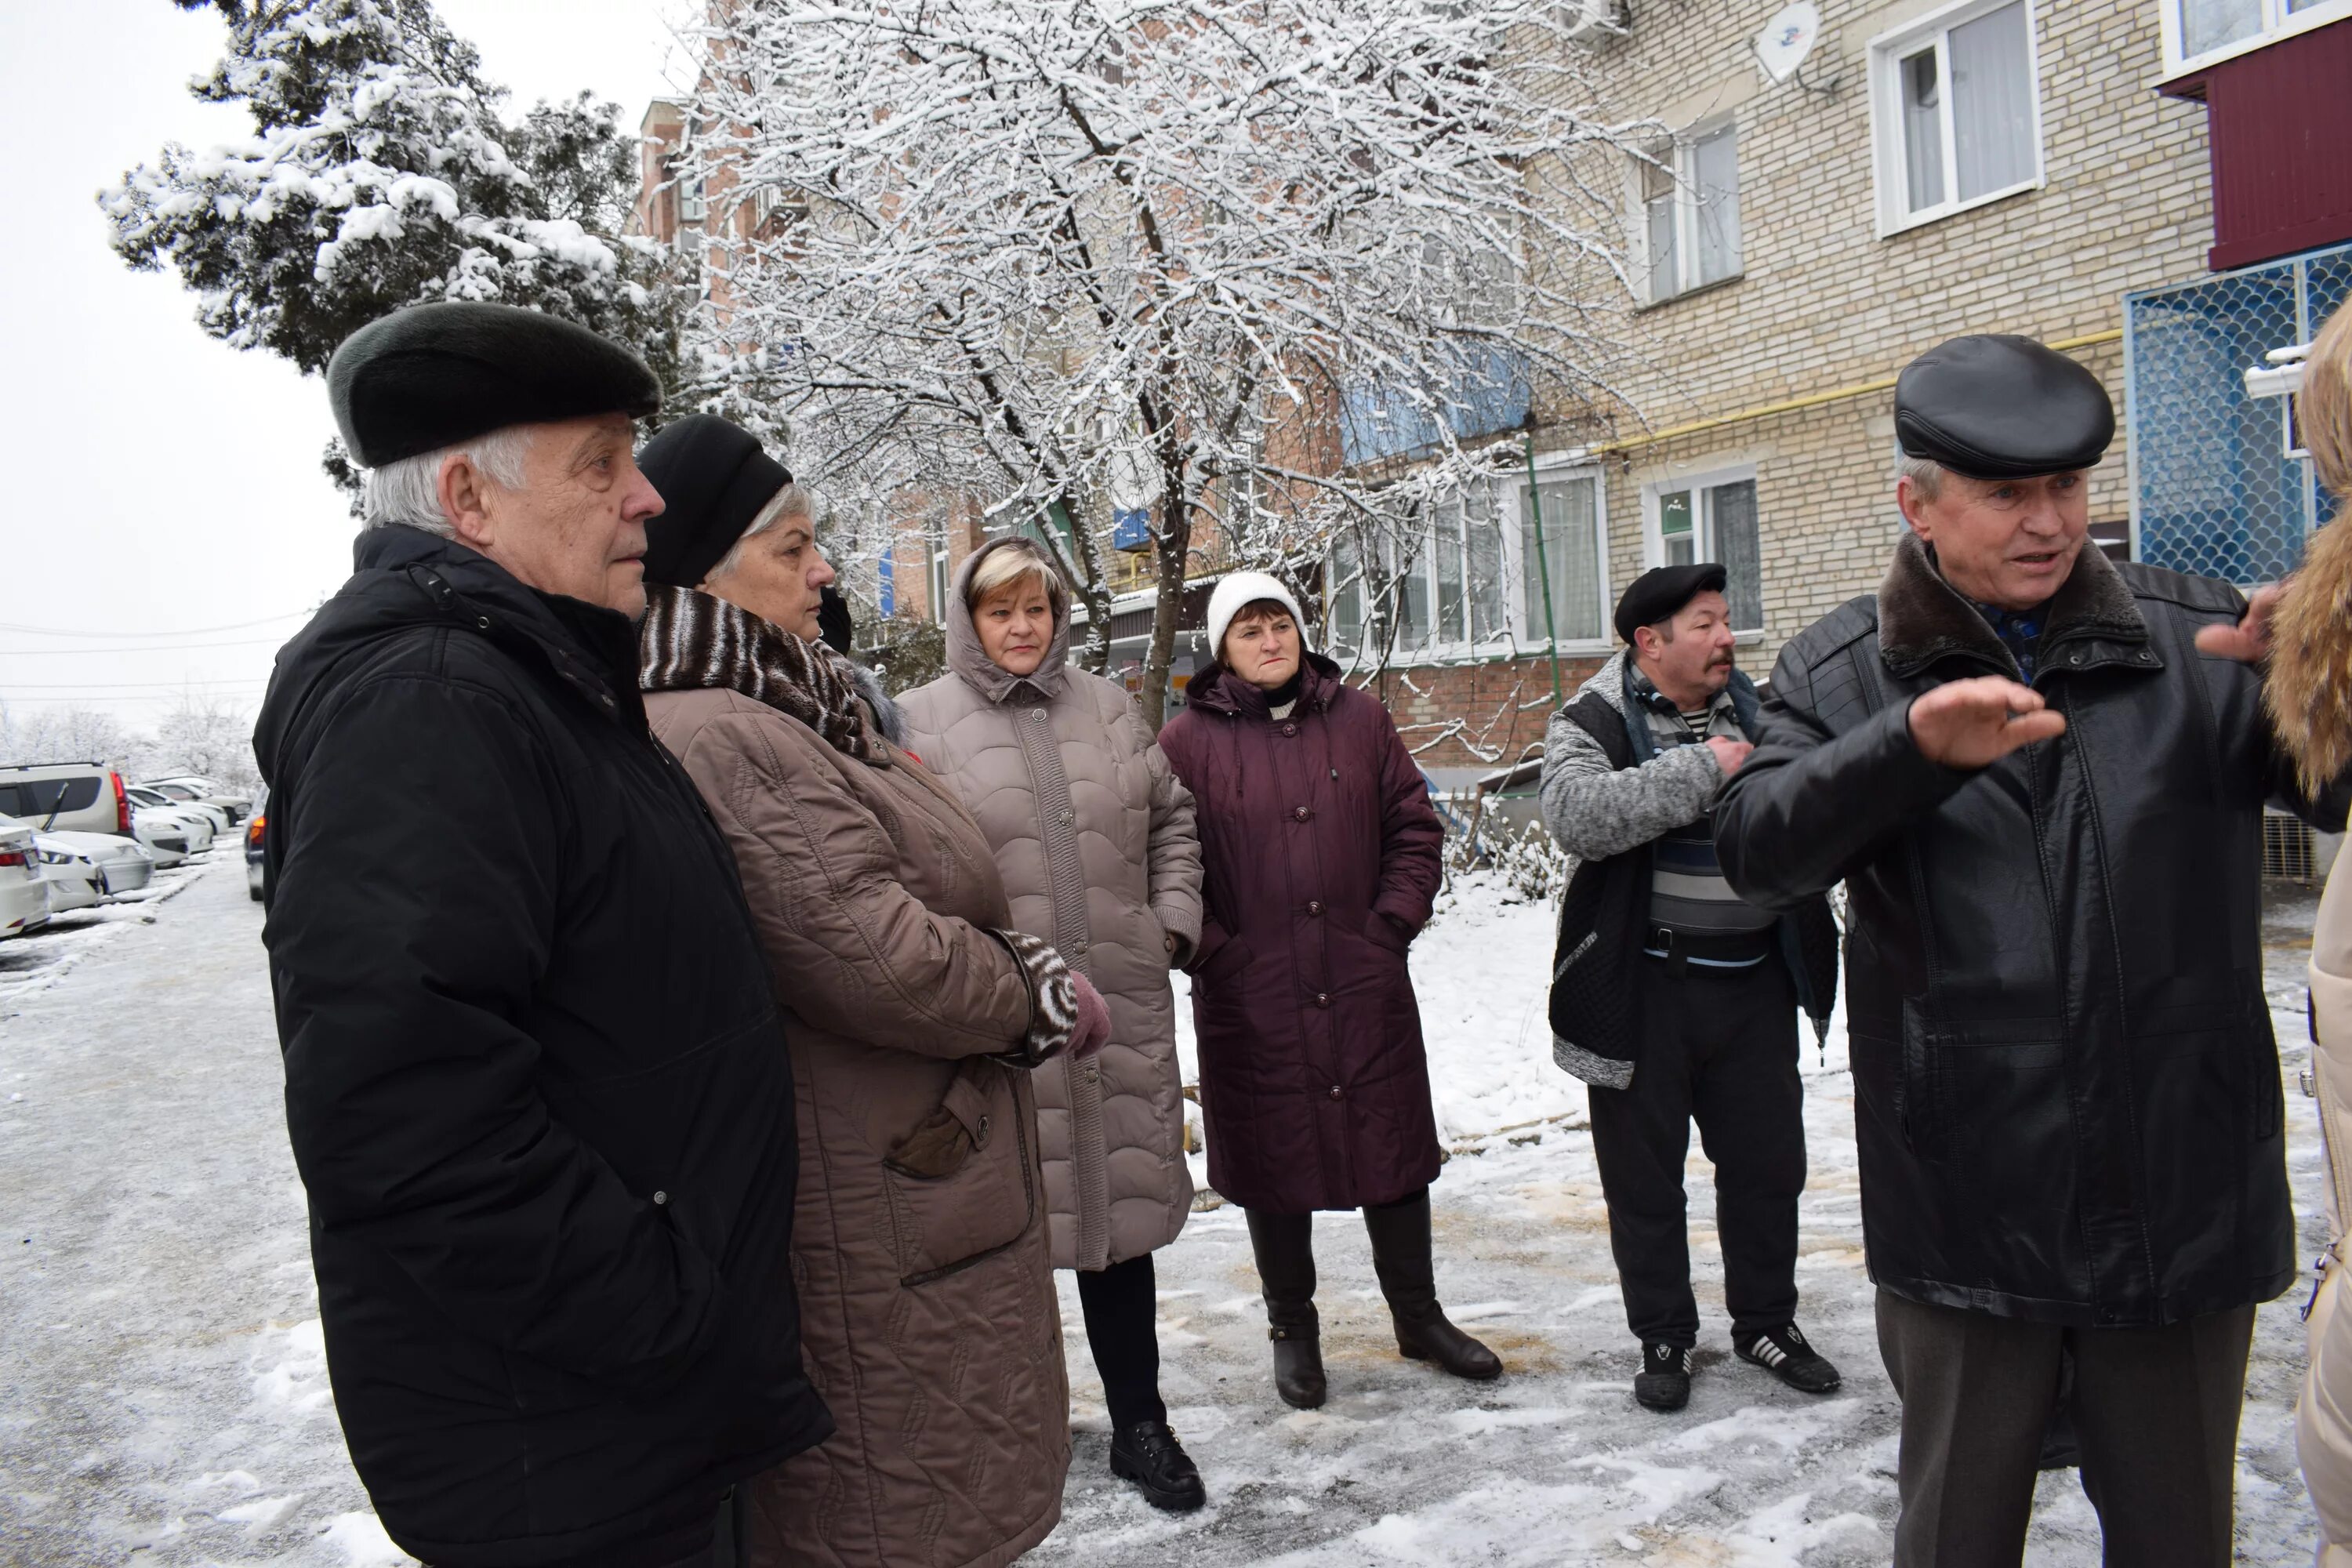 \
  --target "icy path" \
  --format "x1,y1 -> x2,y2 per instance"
0,862 -> 2329,1564
0,857 -> 396,1566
